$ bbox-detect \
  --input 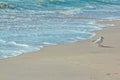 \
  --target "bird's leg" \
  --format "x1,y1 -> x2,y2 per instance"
98,43 -> 103,47
98,43 -> 101,47
101,44 -> 104,47
98,44 -> 100,47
